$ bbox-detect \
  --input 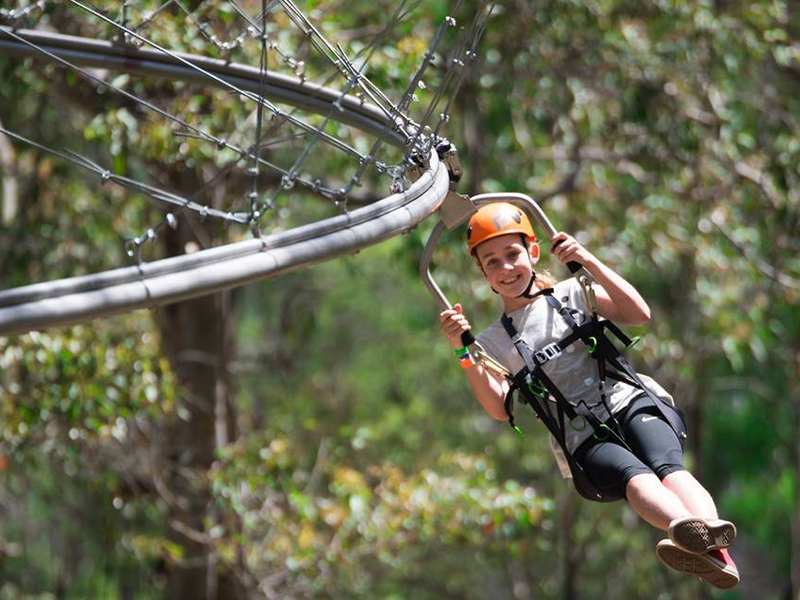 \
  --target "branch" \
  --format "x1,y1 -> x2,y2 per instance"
536,145 -> 583,204
303,437 -> 330,495
710,209 -> 800,290
169,517 -> 213,546
733,159 -> 785,211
